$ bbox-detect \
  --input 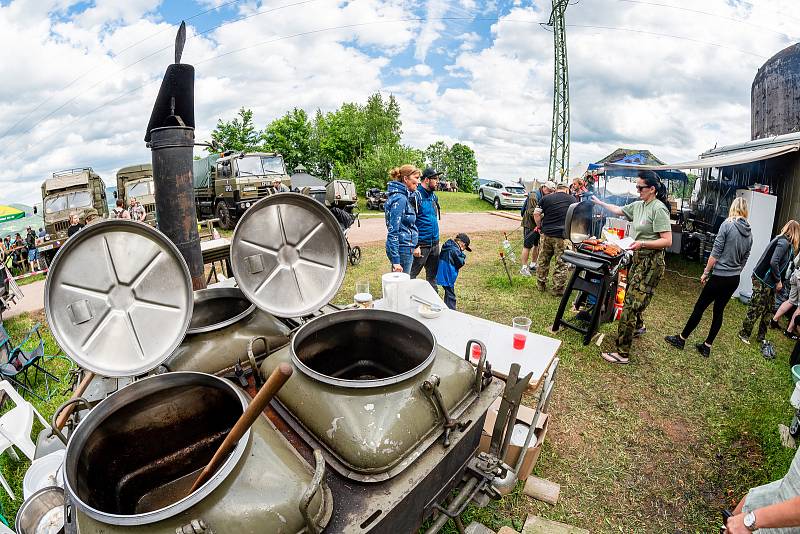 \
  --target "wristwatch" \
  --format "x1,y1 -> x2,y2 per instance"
744,511 -> 757,531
